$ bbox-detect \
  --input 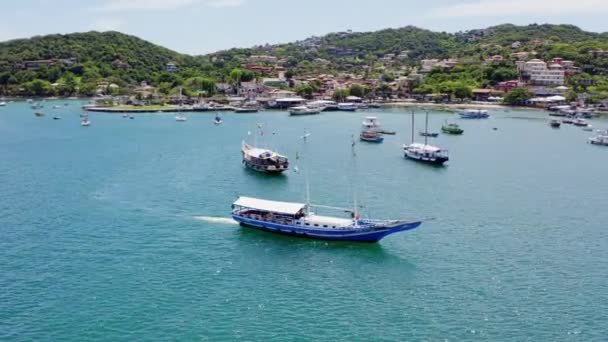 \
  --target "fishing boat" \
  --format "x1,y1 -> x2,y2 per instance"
550,119 -> 561,128
175,114 -> 187,122
441,122 -> 464,135
307,100 -> 339,111
81,117 -> 91,126
589,133 -> 608,146
404,111 -> 449,165
214,114 -> 223,125
242,142 -> 289,173
337,103 -> 357,111
459,109 -> 489,119
289,106 -> 321,116
231,196 -> 422,242
361,116 -> 396,135
360,130 -> 384,143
